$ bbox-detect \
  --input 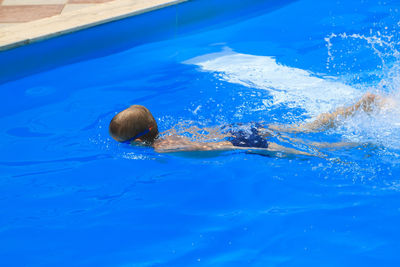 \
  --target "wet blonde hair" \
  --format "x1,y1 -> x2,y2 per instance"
109,105 -> 158,143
